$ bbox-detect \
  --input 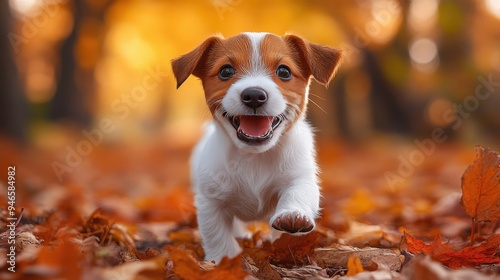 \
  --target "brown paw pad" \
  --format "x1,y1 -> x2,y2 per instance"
271,212 -> 314,233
